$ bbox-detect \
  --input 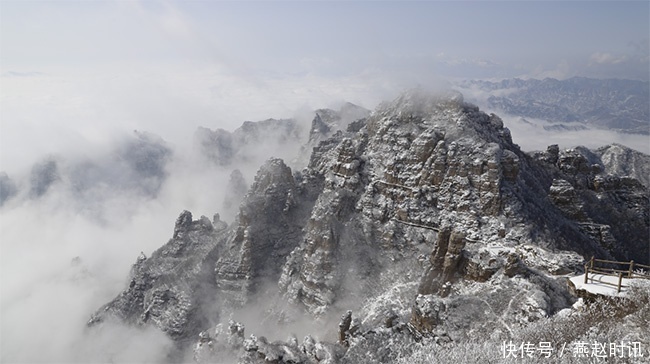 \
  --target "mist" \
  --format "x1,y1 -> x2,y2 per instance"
2,1 -> 649,362
0,172 -> 176,362
0,66 -> 384,361
502,116 -> 650,155
456,83 -> 650,155
2,67 -> 648,363
2,66 -> 648,363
